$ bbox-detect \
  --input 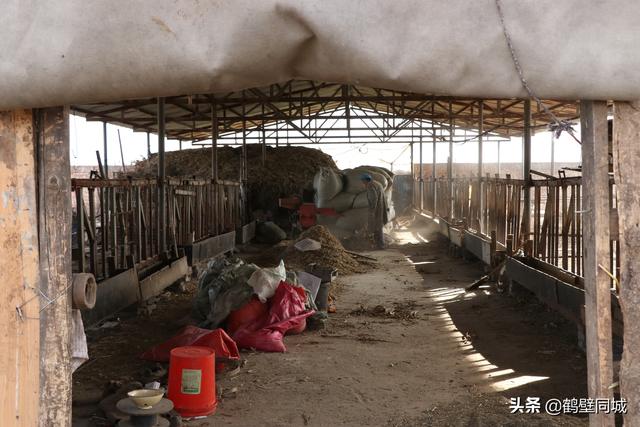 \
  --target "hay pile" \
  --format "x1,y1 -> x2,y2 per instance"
133,145 -> 338,210
281,225 -> 371,275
